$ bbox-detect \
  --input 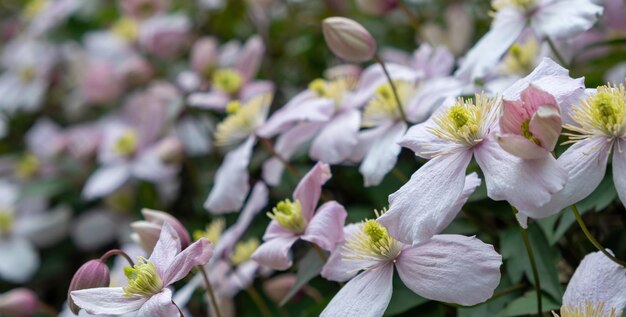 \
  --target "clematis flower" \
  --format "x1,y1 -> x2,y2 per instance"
456,0 -> 603,81
529,81 -> 626,217
553,251 -> 626,317
71,223 -> 212,316
320,209 -> 502,317
251,162 -> 348,270
21,0 -> 81,35
138,13 -> 190,59
380,90 -> 567,244
130,209 -> 191,254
